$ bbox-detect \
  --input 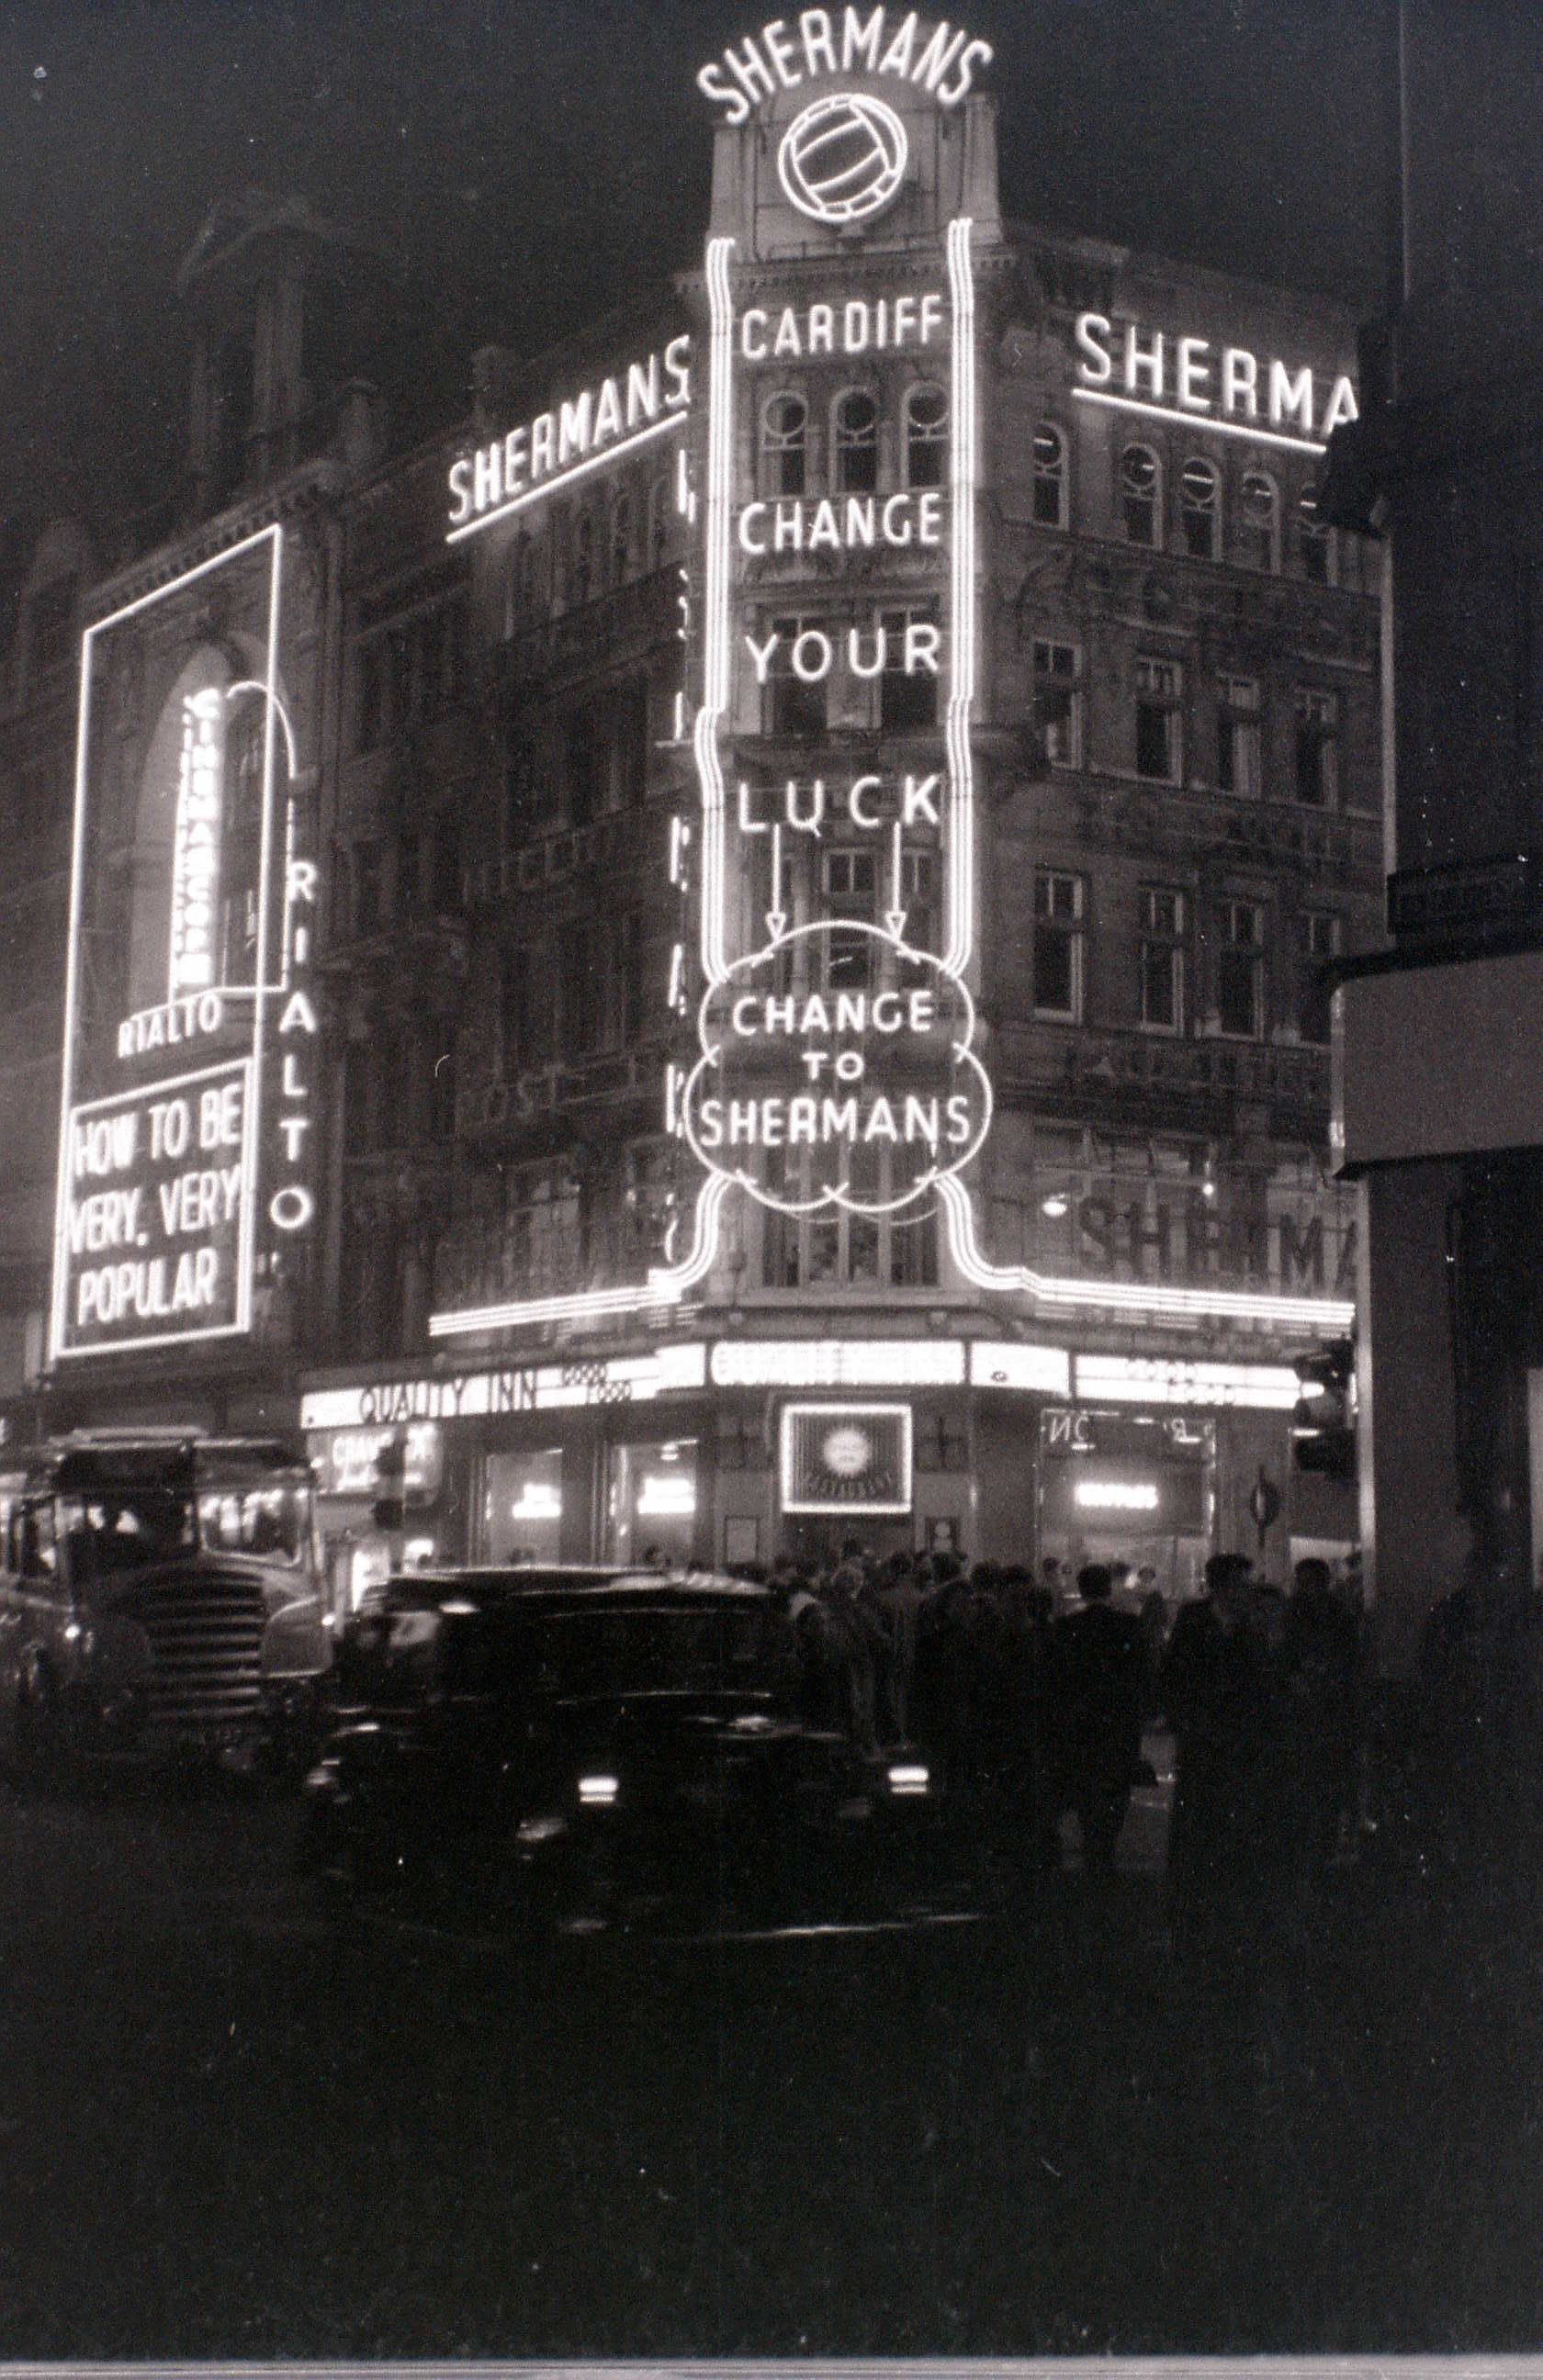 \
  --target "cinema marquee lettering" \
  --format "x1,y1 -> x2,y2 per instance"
447,337 -> 692,536
1073,313 -> 1358,451
696,12 -> 993,126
